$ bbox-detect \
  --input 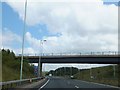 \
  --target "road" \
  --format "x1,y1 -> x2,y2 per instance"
39,76 -> 119,89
